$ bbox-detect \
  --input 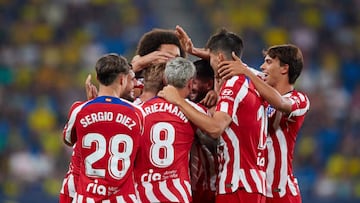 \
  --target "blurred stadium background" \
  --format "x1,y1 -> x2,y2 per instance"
0,0 -> 359,202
